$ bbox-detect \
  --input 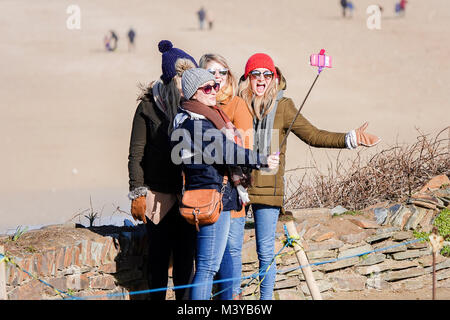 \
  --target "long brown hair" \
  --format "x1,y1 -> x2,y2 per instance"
137,58 -> 196,134
237,73 -> 278,120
